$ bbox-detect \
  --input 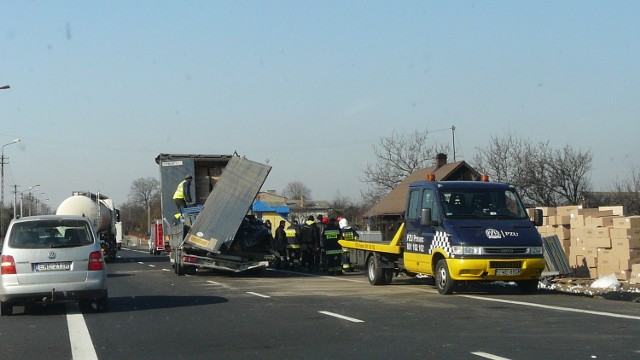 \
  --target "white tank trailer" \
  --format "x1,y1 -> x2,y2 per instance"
56,191 -> 120,262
